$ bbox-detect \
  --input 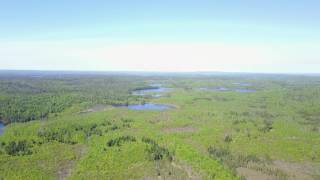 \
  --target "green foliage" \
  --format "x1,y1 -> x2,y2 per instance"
208,146 -> 231,159
37,128 -> 77,144
259,119 -> 273,133
224,135 -> 233,143
107,136 -> 137,147
142,137 -> 173,161
0,74 -> 146,124
5,140 -> 32,156
208,146 -> 262,171
0,73 -> 319,179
